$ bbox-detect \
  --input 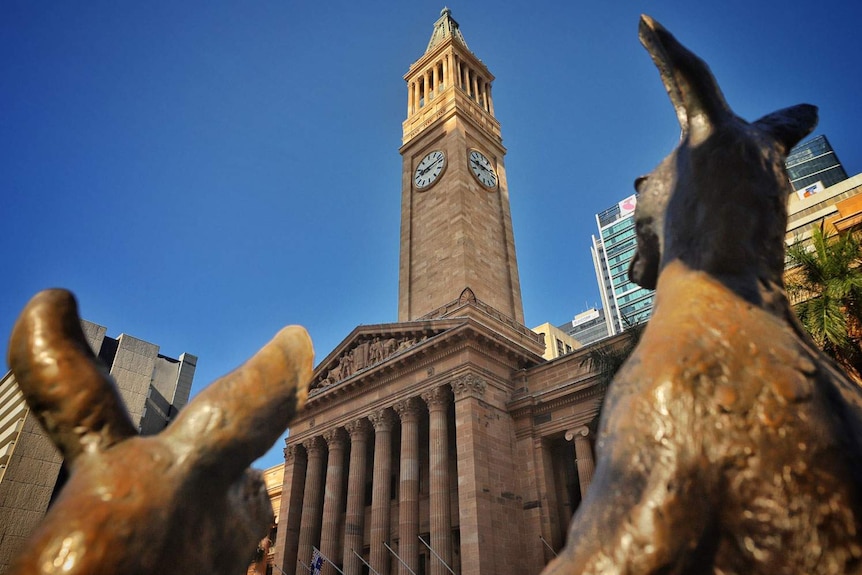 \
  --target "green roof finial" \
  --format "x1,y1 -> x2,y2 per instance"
426,7 -> 469,53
